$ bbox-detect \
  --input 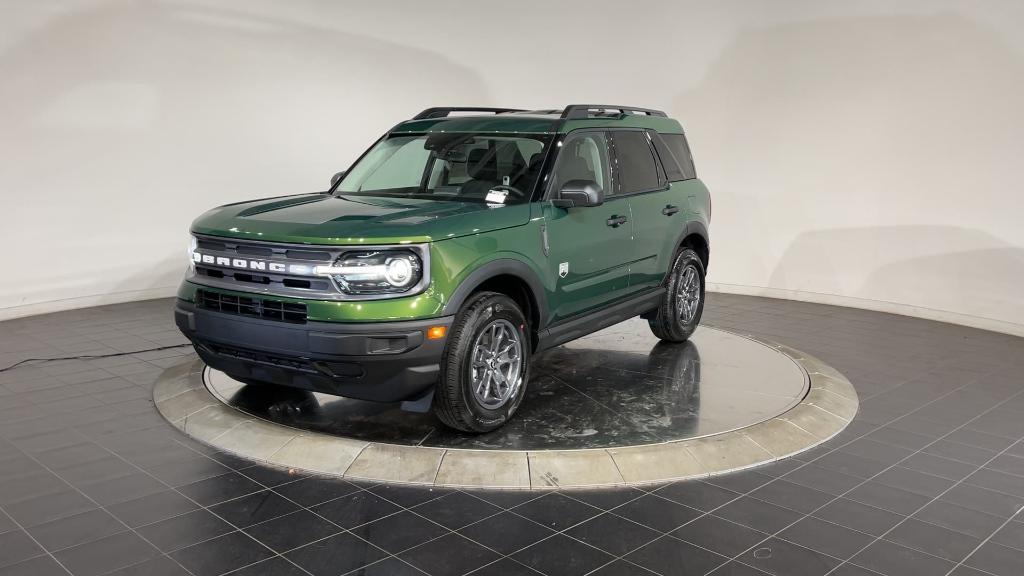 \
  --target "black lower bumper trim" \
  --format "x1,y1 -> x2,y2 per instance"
174,300 -> 452,403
